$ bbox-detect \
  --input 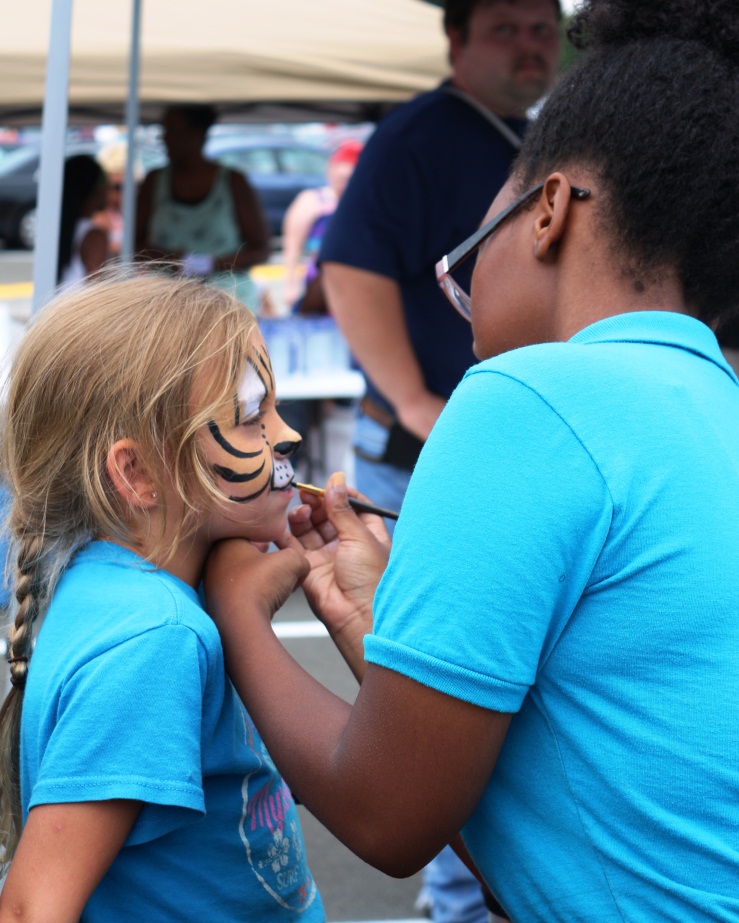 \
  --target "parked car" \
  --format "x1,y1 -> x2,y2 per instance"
203,135 -> 329,237
0,143 -> 87,249
0,141 -> 155,251
0,141 -> 25,166
0,135 -> 329,249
